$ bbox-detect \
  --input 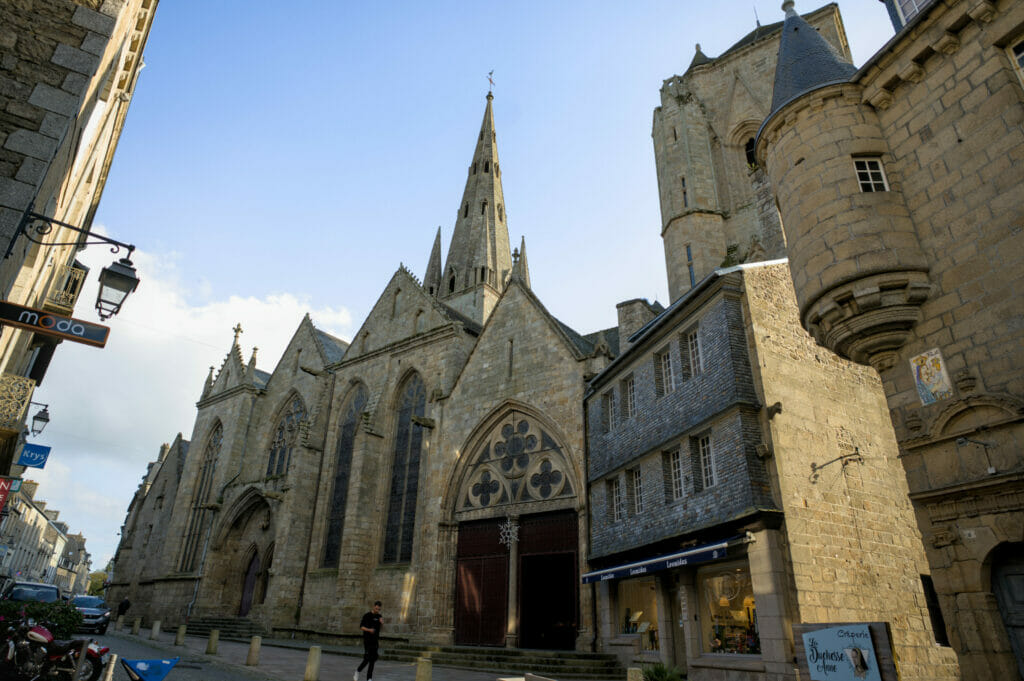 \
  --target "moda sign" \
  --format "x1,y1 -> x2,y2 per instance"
0,301 -> 109,347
